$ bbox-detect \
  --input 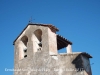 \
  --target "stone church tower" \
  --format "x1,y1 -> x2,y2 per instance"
13,23 -> 92,75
